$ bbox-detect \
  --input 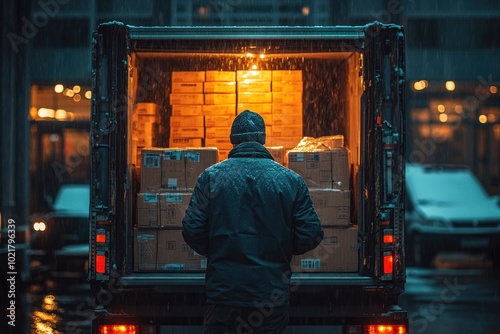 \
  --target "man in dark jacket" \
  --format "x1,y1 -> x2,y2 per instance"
182,110 -> 324,334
